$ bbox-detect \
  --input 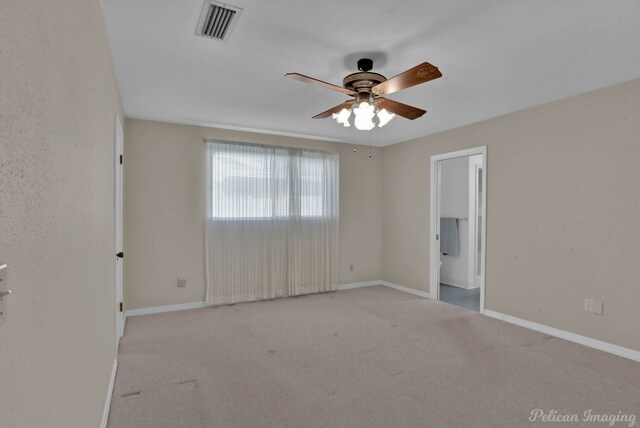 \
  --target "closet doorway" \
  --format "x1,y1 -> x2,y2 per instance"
429,147 -> 487,313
